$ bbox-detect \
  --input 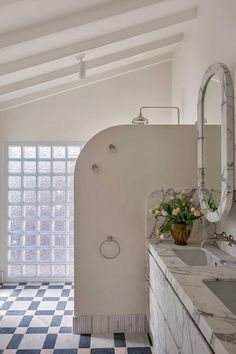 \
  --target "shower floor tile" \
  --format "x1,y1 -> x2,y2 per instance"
0,283 -> 152,353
